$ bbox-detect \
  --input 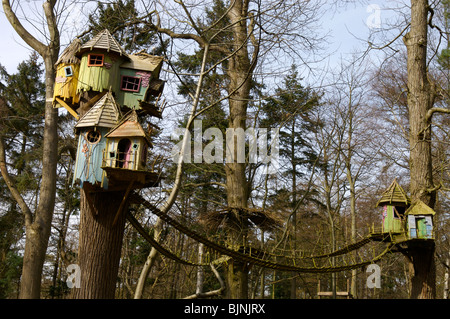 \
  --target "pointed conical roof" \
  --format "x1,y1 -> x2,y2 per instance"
376,179 -> 411,207
56,38 -> 82,65
75,92 -> 121,130
78,29 -> 127,57
105,111 -> 151,145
